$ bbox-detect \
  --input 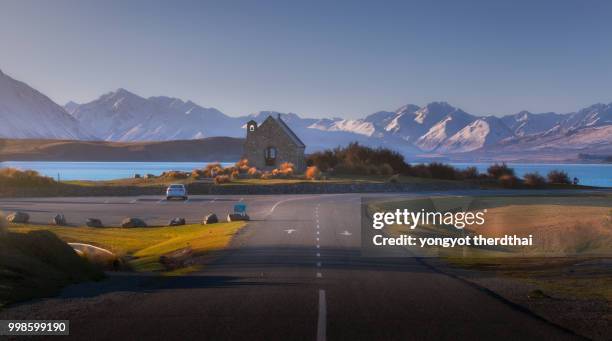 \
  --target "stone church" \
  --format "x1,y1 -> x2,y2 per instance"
243,114 -> 306,172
